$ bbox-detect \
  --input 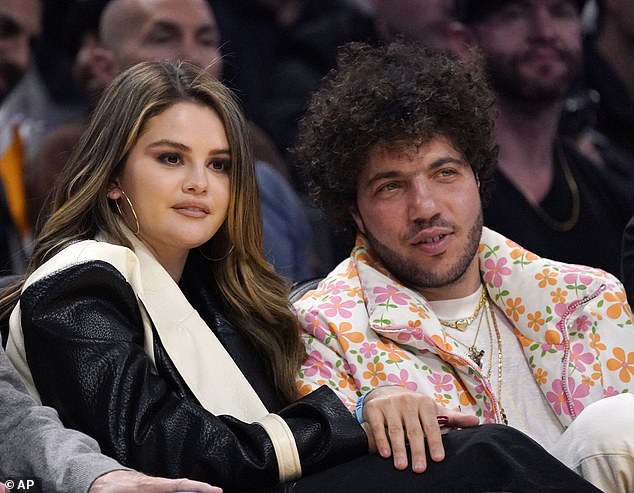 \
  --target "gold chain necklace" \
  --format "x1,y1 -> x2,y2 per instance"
438,287 -> 487,332
444,309 -> 486,367
485,295 -> 508,425
528,141 -> 580,232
